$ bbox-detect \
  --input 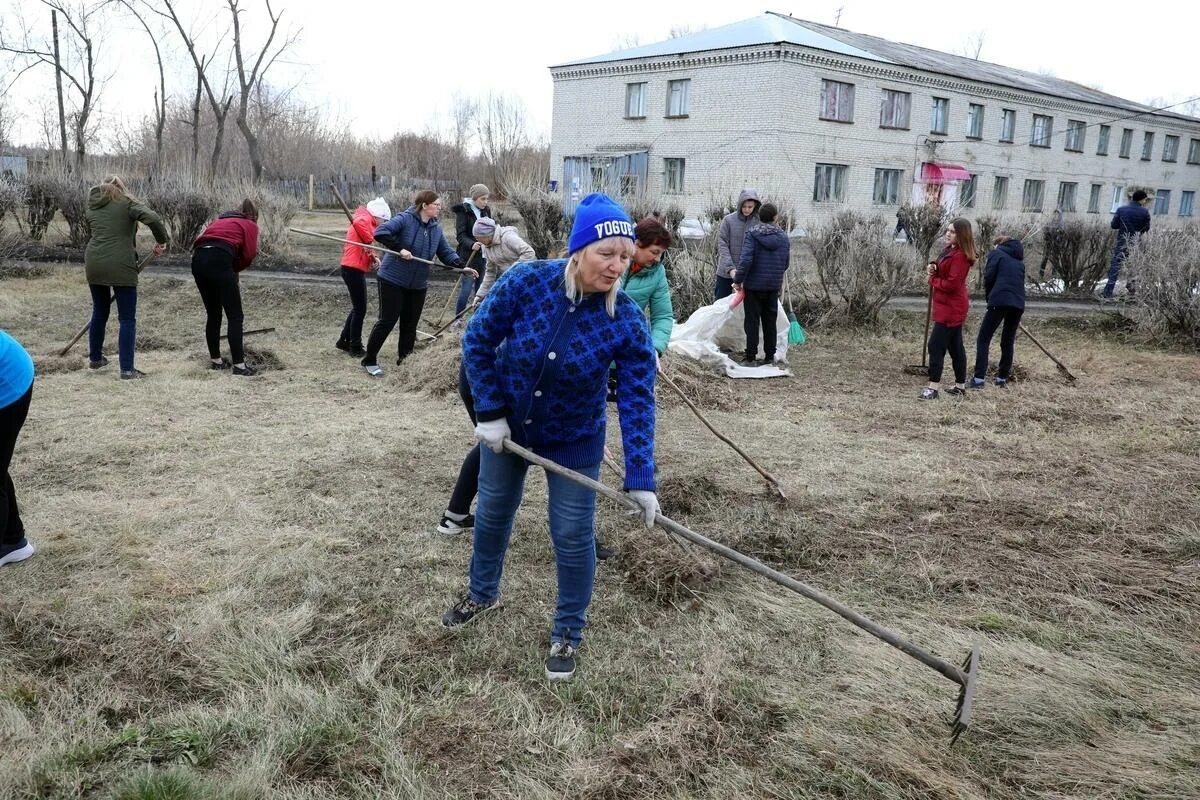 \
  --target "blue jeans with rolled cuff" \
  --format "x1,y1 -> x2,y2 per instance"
467,445 -> 600,648
88,284 -> 138,372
